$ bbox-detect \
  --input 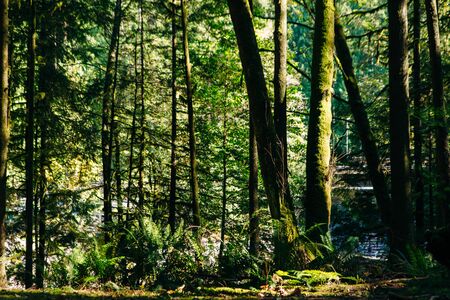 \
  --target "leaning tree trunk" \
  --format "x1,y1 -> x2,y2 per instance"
334,17 -> 391,227
168,0 -> 178,233
227,0 -> 305,269
181,0 -> 201,228
388,0 -> 415,258
412,0 -> 424,241
425,0 -> 449,227
25,0 -> 36,288
0,0 -> 9,288
305,0 -> 334,242
102,0 -> 122,242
